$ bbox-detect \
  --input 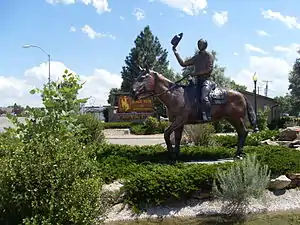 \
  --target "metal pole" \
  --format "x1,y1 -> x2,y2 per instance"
22,44 -> 51,87
48,54 -> 51,87
254,80 -> 259,132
